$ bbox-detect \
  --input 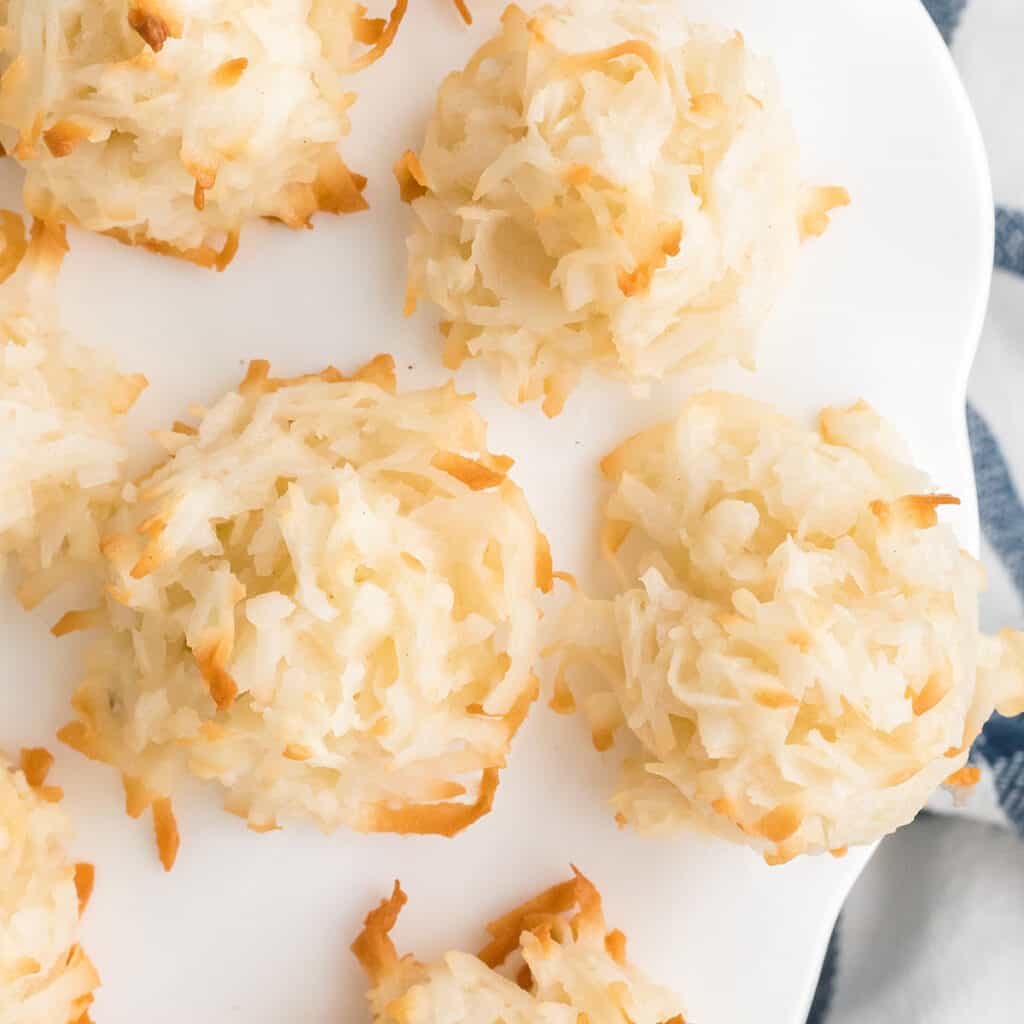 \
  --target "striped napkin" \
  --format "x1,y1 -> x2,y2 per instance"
810,2 -> 1024,1021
